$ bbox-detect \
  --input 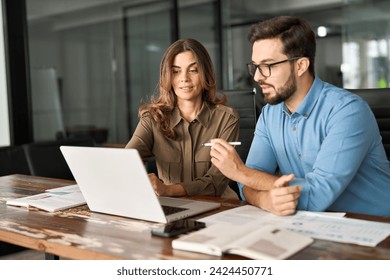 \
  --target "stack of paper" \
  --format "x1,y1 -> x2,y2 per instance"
6,184 -> 86,212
